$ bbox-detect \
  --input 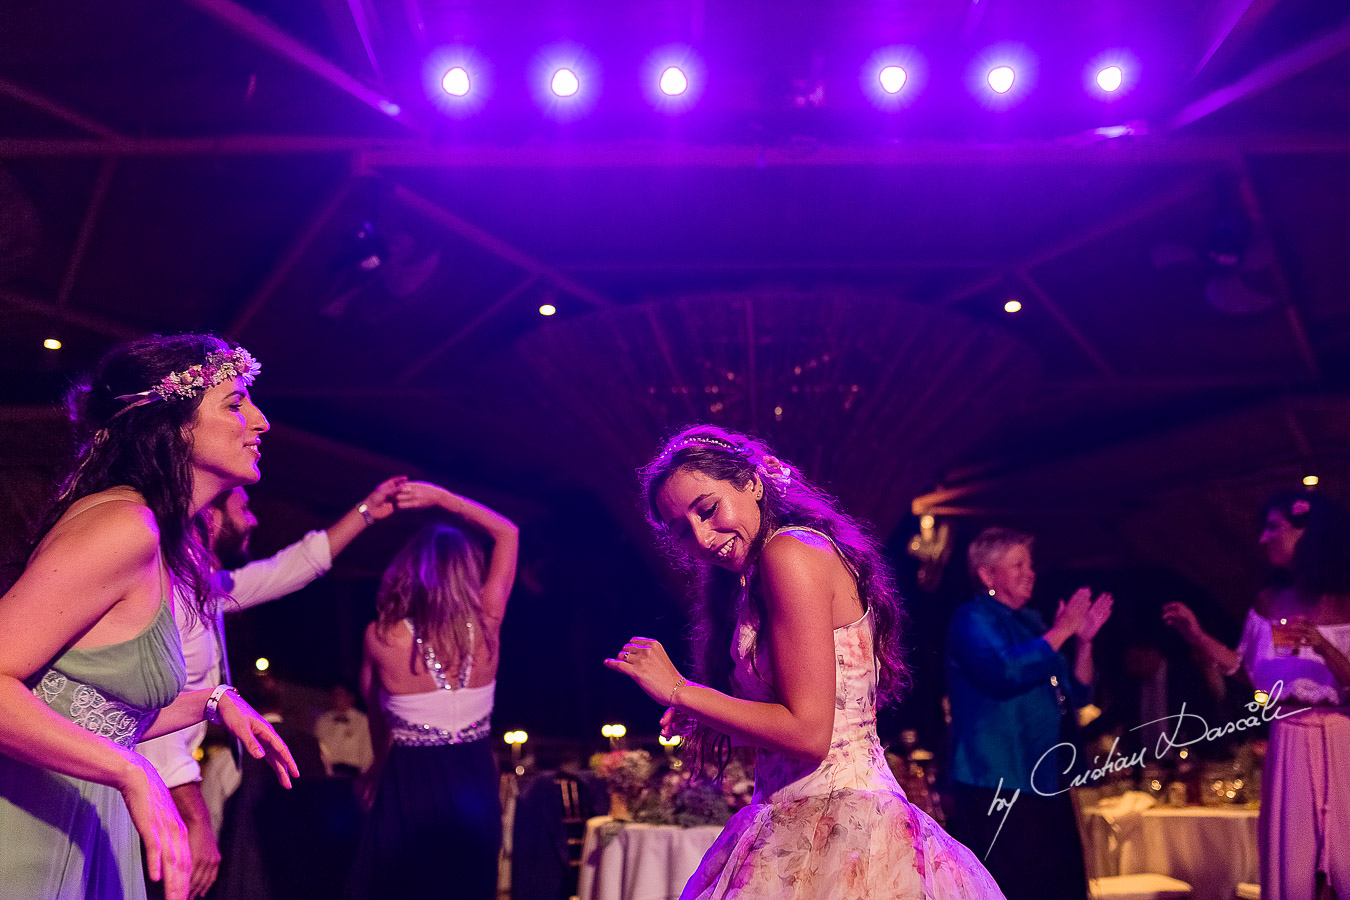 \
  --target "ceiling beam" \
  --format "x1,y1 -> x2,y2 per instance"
0,77 -> 122,139
1191,0 -> 1282,79
55,159 -> 118,312
389,183 -> 614,309
395,275 -> 540,385
3,134 -> 1350,162
560,259 -> 995,273
1170,16 -> 1350,130
0,136 -> 401,157
644,305 -> 700,422
261,385 -> 473,400
1232,157 -> 1320,379
402,0 -> 429,46
226,177 -> 356,338
178,0 -> 413,128
324,0 -> 385,83
360,136 -> 1350,169
0,290 -> 141,340
911,397 -> 1347,517
1283,405 -> 1312,457
935,177 -> 1210,307
1045,372 -> 1314,391
1014,271 -> 1118,378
